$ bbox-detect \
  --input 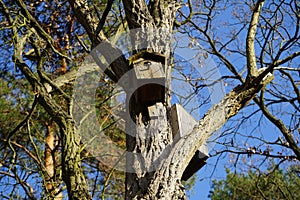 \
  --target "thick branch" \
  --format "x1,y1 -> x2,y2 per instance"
146,72 -> 274,197
246,0 -> 265,79
274,51 -> 300,67
14,58 -> 69,127
68,0 -> 130,81
94,0 -> 114,39
68,0 -> 98,41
